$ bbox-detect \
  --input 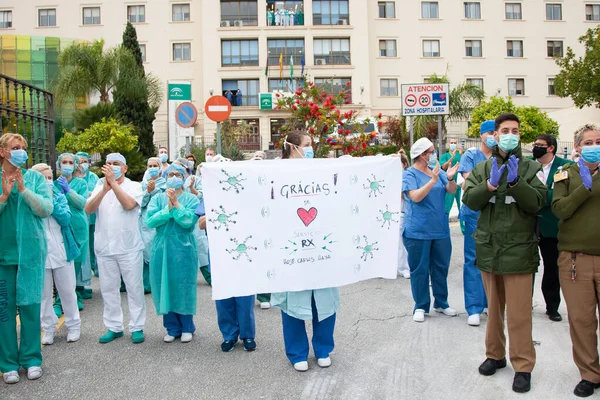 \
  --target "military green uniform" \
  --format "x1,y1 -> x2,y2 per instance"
463,145 -> 547,373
